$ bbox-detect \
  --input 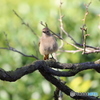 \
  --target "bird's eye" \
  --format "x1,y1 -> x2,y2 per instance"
43,31 -> 49,33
